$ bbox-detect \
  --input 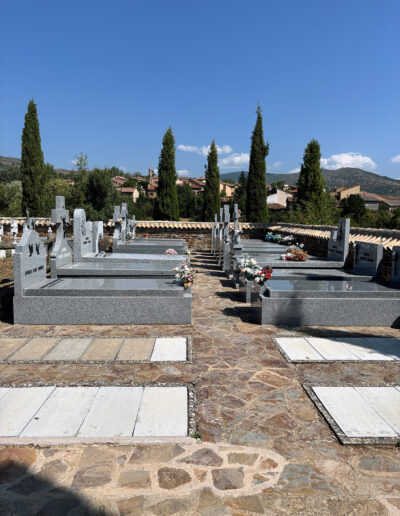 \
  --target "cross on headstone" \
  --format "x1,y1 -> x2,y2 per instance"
11,220 -> 18,244
51,196 -> 69,241
50,196 -> 72,277
233,203 -> 241,245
